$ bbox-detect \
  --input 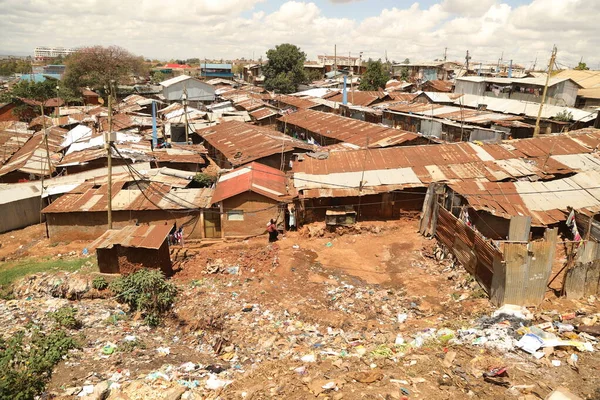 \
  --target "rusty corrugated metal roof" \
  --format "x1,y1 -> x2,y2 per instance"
250,107 -> 278,120
212,162 -> 288,203
449,171 -> 600,225
327,91 -> 391,107
90,224 -> 172,250
196,120 -> 314,166
42,180 -> 214,213
279,109 -> 420,148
